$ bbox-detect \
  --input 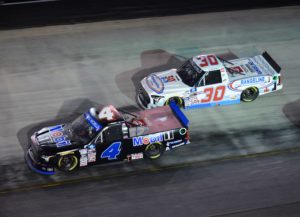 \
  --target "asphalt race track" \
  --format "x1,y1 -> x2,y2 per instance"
1,151 -> 300,217
0,5 -> 300,216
